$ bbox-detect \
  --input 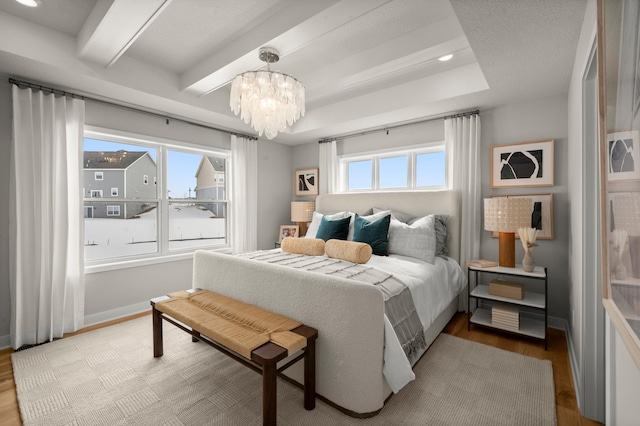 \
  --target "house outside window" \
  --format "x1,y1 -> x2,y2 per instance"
95,171 -> 103,180
339,143 -> 446,192
84,128 -> 230,264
